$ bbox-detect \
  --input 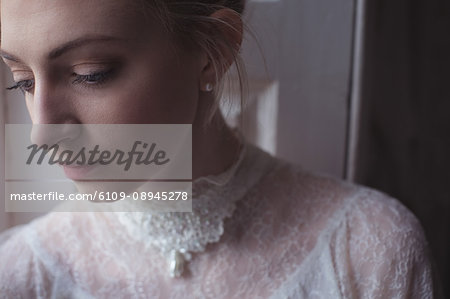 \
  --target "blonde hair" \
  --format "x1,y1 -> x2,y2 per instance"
137,0 -> 249,125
